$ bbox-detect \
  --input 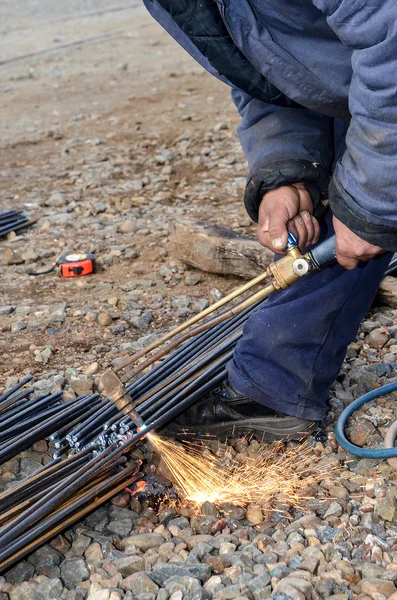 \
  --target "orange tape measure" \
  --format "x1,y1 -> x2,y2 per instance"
57,252 -> 95,278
